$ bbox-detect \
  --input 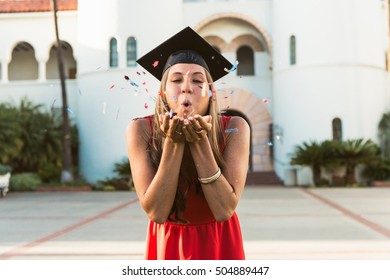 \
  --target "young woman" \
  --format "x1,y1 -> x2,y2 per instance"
126,27 -> 250,260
